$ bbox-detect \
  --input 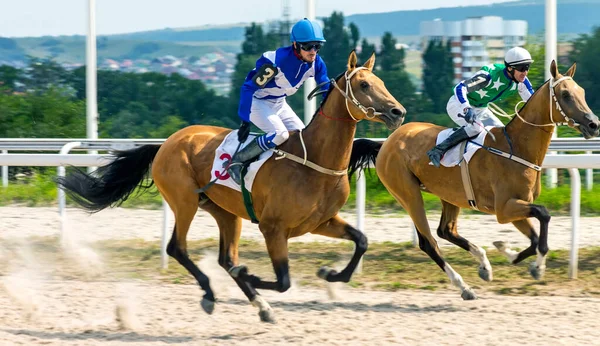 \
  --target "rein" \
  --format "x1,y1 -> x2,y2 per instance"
472,77 -> 578,172
274,66 -> 383,176
333,67 -> 381,121
490,76 -> 576,128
